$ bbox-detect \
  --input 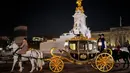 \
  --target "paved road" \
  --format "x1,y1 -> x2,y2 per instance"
0,61 -> 130,73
